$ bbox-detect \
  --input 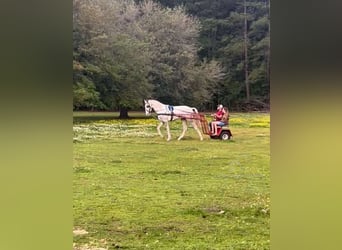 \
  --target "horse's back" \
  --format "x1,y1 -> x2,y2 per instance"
175,105 -> 198,113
